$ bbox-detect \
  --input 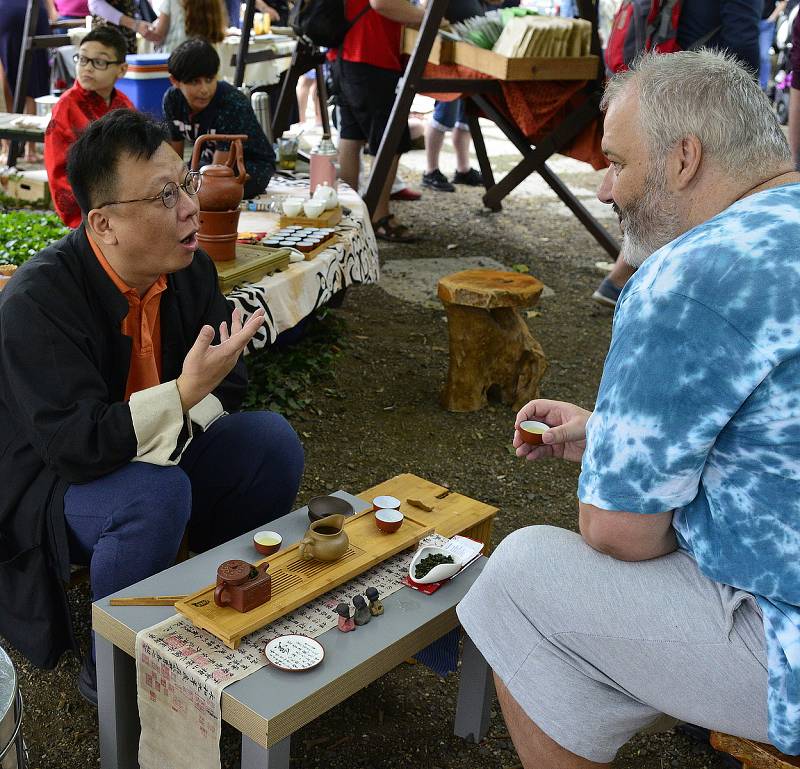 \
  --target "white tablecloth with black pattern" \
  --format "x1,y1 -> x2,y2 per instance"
227,178 -> 379,352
